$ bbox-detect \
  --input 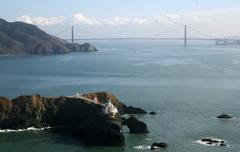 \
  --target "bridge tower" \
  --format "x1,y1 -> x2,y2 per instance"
184,25 -> 187,46
71,26 -> 74,44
